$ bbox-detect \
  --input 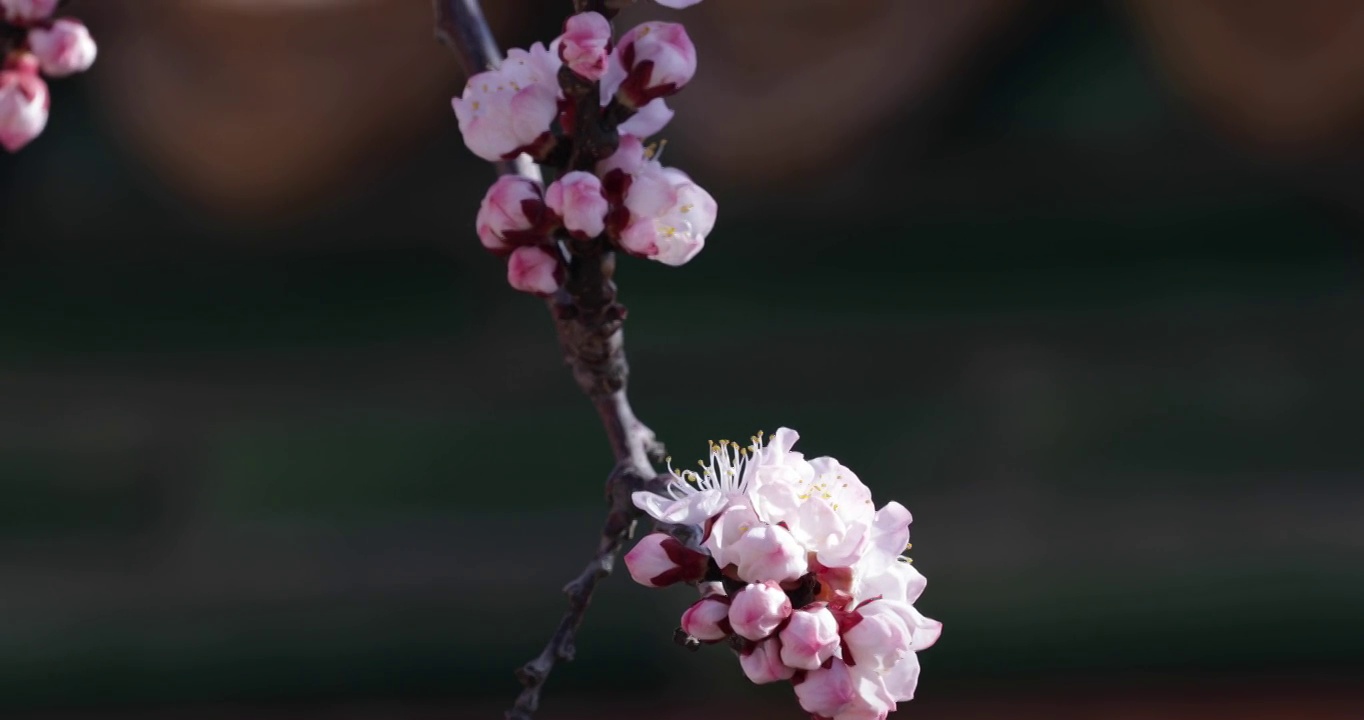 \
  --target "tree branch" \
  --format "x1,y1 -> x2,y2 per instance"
431,2 -> 665,718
